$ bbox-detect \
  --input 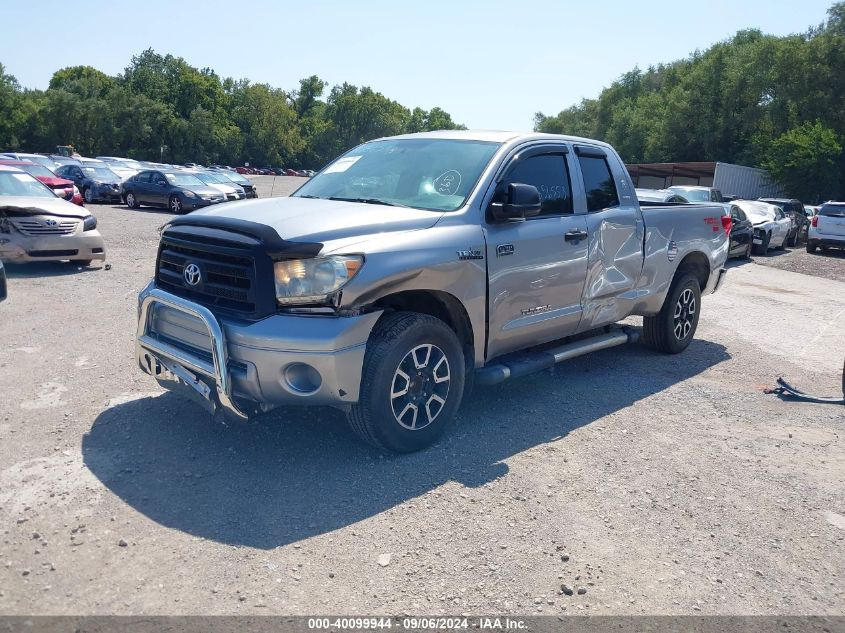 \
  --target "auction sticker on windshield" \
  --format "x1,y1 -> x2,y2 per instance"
324,156 -> 362,174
